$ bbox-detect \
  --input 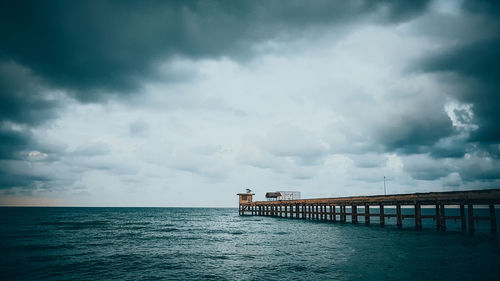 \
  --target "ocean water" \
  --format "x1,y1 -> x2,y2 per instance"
1,207 -> 499,280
